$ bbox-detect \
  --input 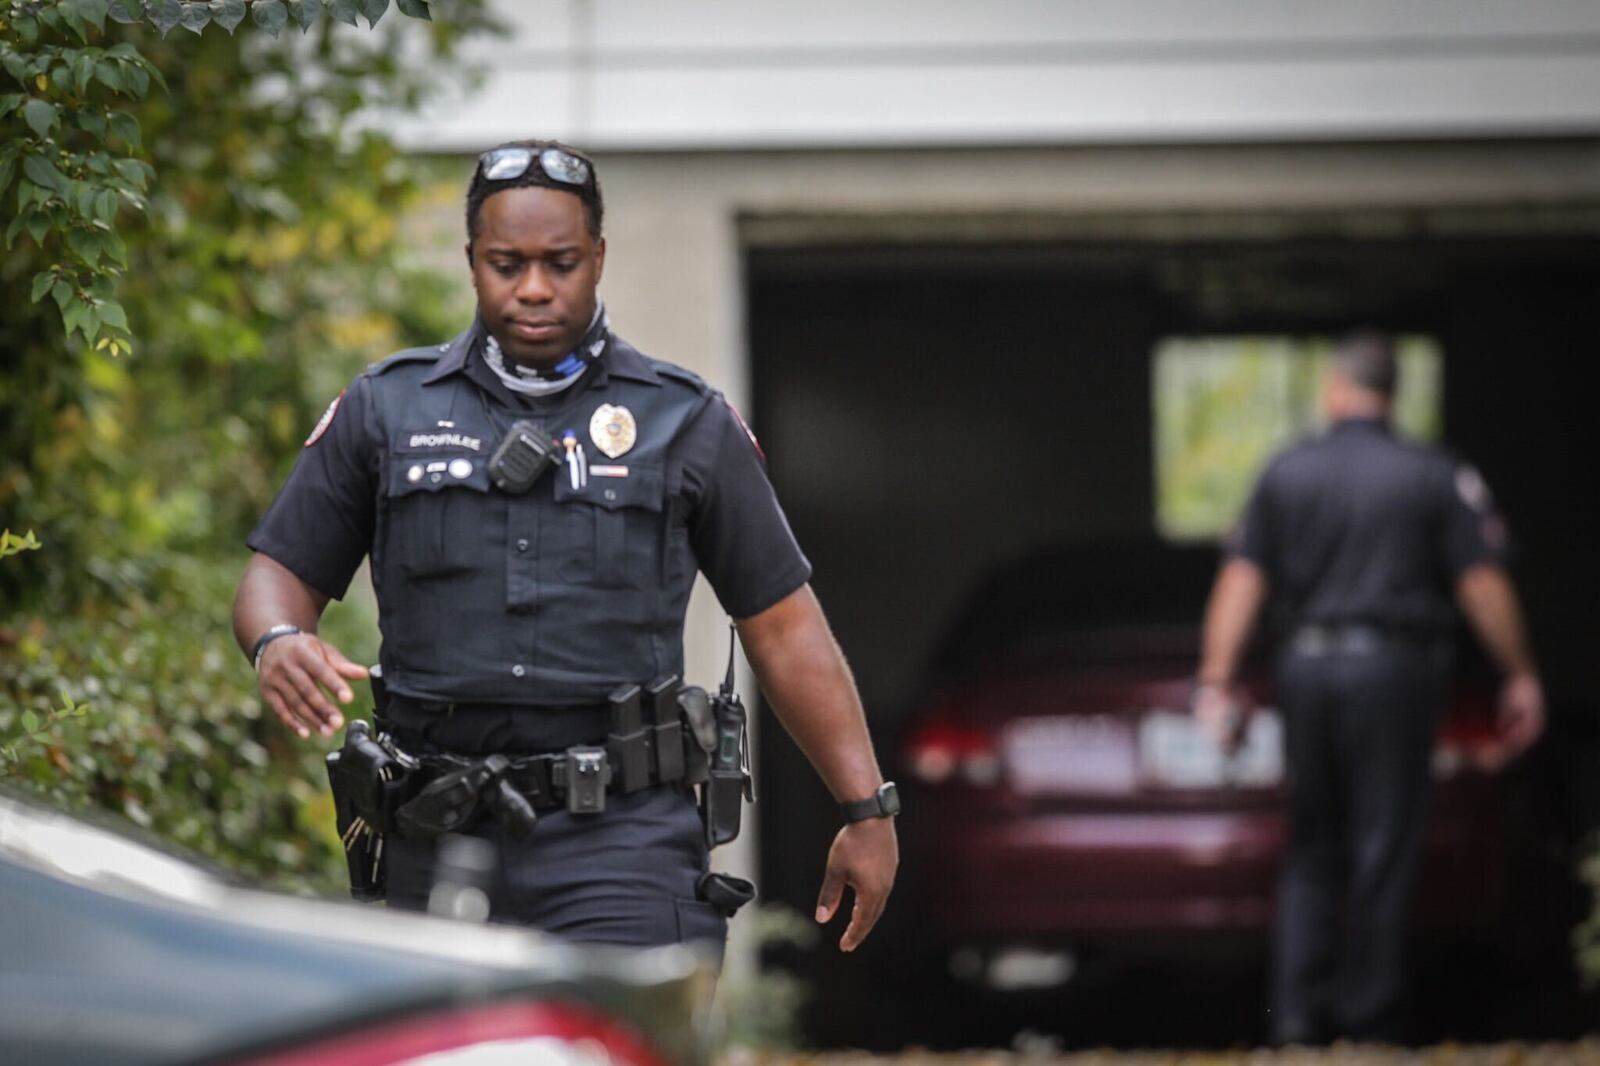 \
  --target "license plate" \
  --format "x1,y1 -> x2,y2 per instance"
1138,708 -> 1284,789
